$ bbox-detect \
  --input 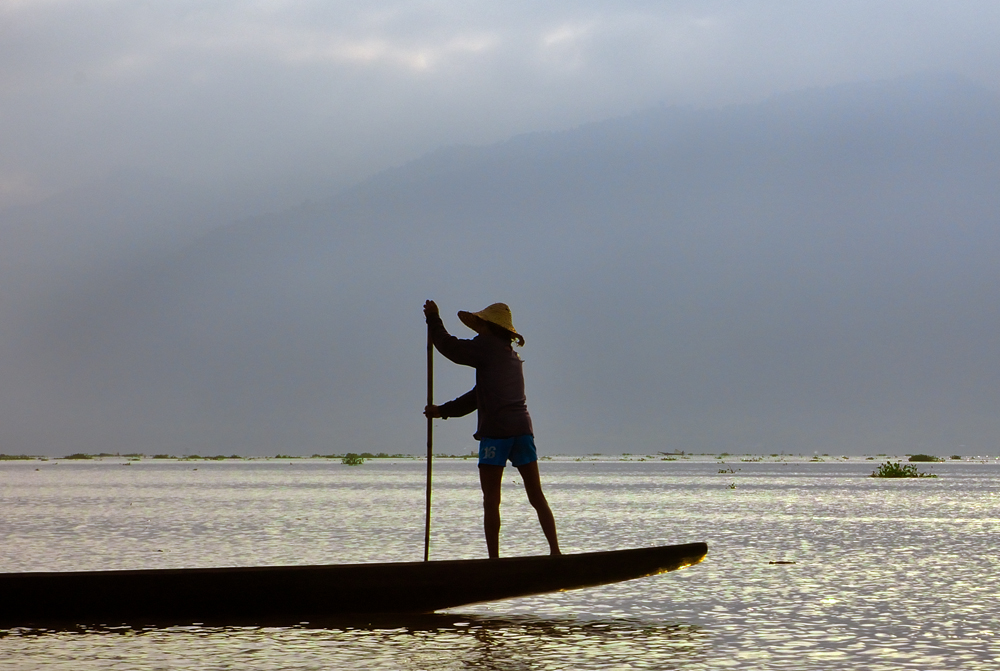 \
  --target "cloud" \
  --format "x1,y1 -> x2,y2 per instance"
1,1 -> 999,208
